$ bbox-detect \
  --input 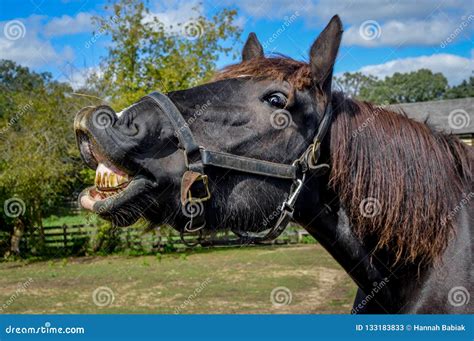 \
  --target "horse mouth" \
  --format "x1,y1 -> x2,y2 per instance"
81,162 -> 131,210
76,131 -> 152,217
94,163 -> 131,195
